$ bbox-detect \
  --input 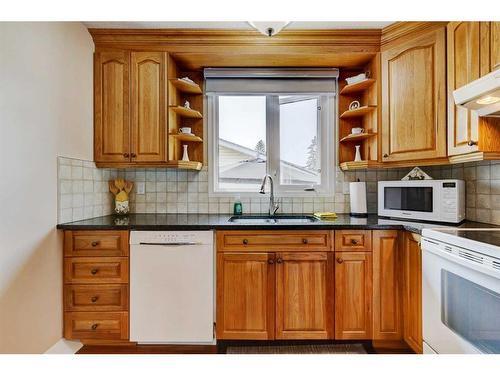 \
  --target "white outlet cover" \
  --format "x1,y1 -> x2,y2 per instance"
136,181 -> 145,194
